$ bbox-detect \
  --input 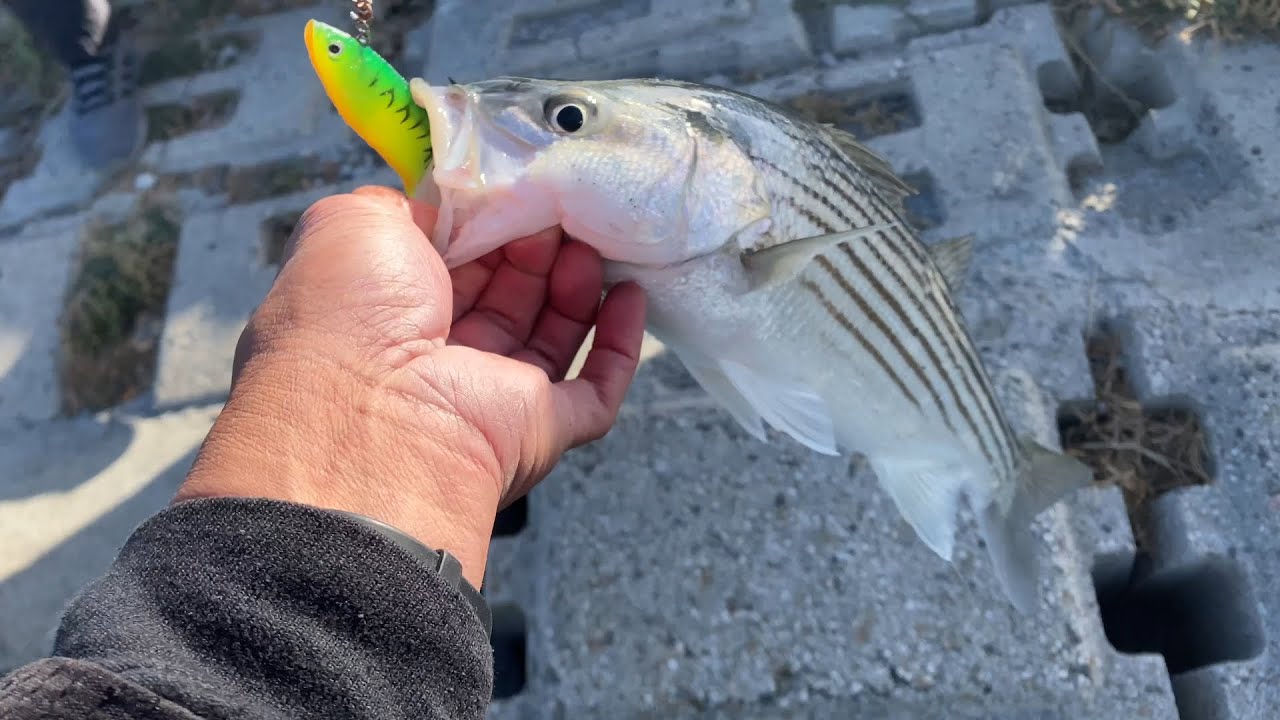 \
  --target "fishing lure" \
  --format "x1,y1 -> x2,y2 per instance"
303,18 -> 432,197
